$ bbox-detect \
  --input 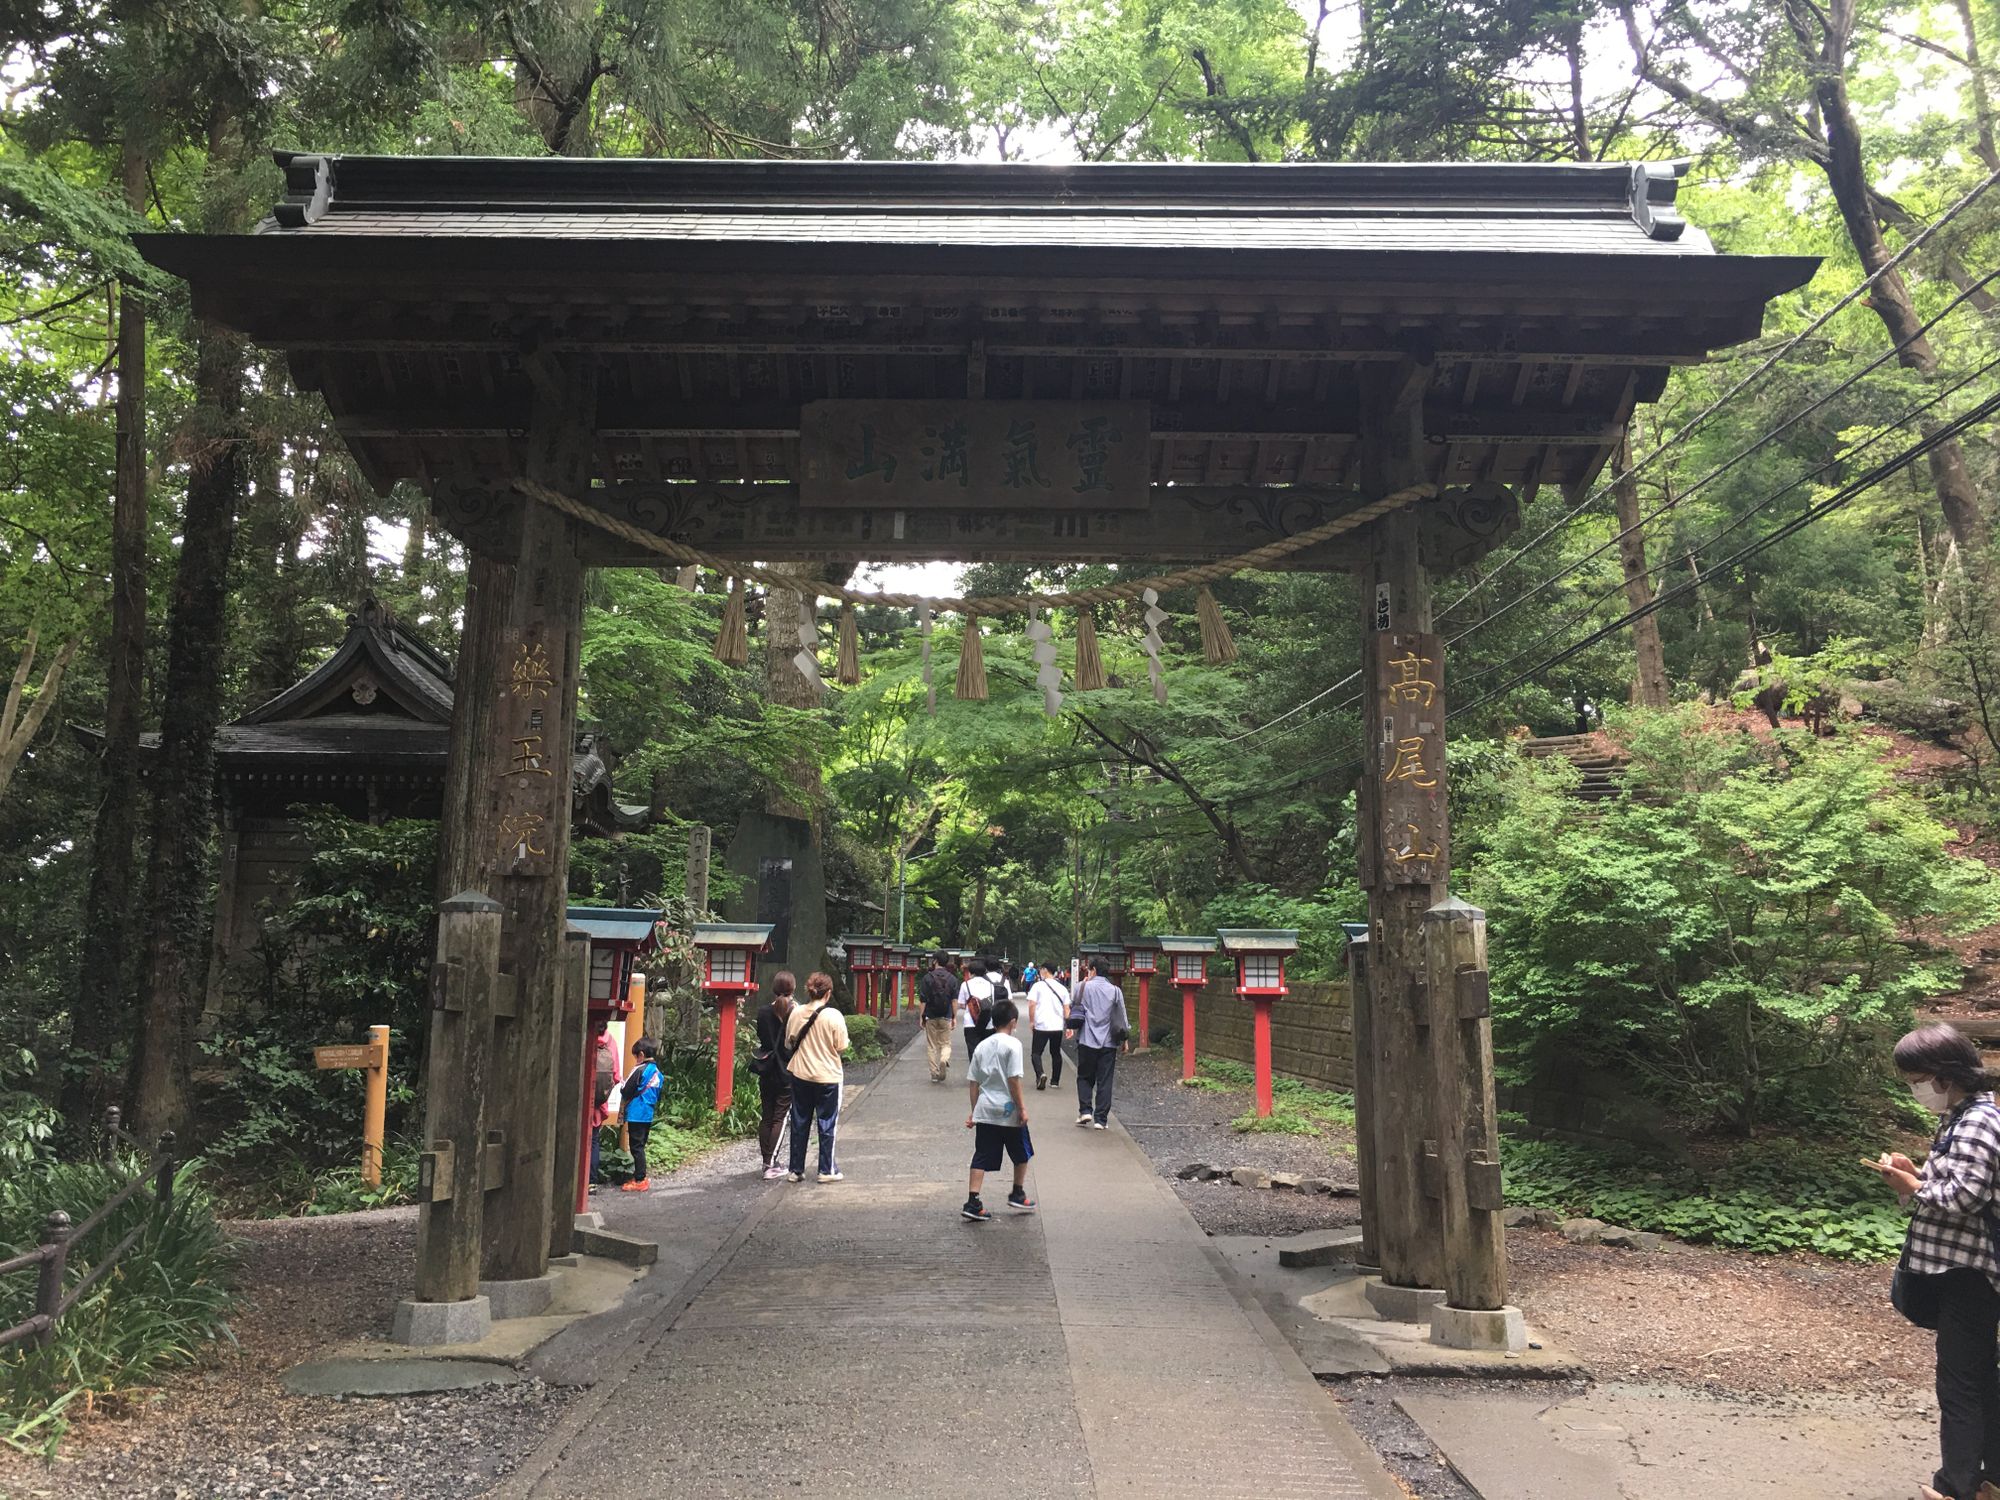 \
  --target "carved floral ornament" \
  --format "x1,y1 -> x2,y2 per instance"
510,475 -> 1442,715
